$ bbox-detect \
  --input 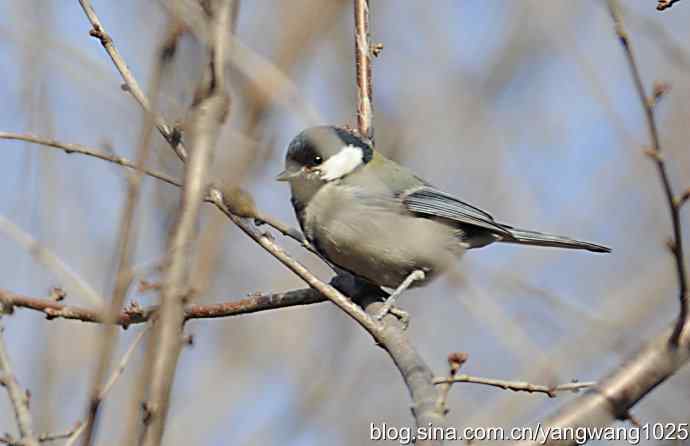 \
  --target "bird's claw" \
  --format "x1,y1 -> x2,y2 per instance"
389,307 -> 410,329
